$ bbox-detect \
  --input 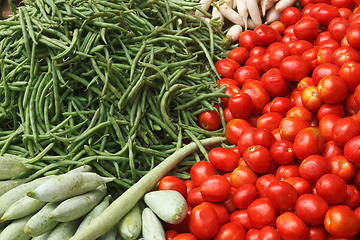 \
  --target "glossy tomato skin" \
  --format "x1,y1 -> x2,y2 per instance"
311,63 -> 340,86
228,47 -> 250,66
324,205 -> 360,239
279,117 -> 311,142
342,184 -> 360,209
266,180 -> 298,210
328,17 -> 350,43
293,127 -> 325,160
237,127 -> 276,155
294,17 -> 320,41
317,76 -> 348,104
295,193 -> 329,226
200,202 -> 230,226
299,155 -> 329,182
344,135 -> 360,167
258,226 -> 282,240
230,209 -> 254,231
280,7 -> 302,27
286,106 -> 313,124
239,30 -> 257,51
243,145 -> 272,174
246,228 -> 260,240
255,174 -> 278,198
225,119 -> 252,145
213,222 -> 246,240
198,110 -> 221,131
253,25 -> 278,47
276,212 -> 309,240
307,225 -> 328,240
189,204 -> 220,240
279,55 -> 310,82
346,23 -> 360,50
166,230 -> 179,240
215,58 -> 239,79
301,86 -> 324,113
228,92 -> 253,119
159,176 -> 188,199
316,5 -> 340,26
270,97 -> 294,117
317,103 -> 345,120
316,174 -> 348,205
270,140 -> 296,165
230,166 -> 258,189
260,68 -> 289,98
190,161 -> 217,187
328,155 -> 356,183
233,66 -> 260,86
320,140 -> 343,161
331,117 -> 360,147
233,184 -> 258,209
200,175 -> 232,202
318,114 -> 341,142
208,147 -> 239,172
187,187 -> 205,208
283,177 -> 312,196
247,198 -> 278,229
338,61 -> 360,92
256,112 -> 283,132
332,46 -> 360,67
276,164 -> 300,180
242,80 -> 270,115
172,233 -> 197,240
